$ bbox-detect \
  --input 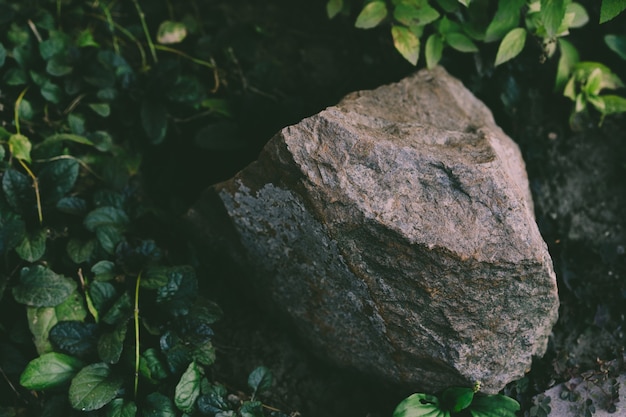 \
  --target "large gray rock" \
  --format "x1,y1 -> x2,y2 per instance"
186,66 -> 559,393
